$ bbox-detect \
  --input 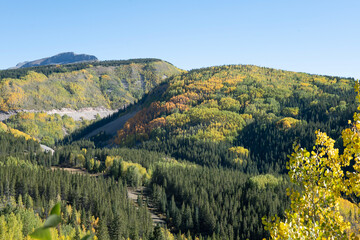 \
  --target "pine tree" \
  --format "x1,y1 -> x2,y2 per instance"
152,225 -> 165,240
74,226 -> 81,240
97,217 -> 110,240
109,214 -> 123,240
